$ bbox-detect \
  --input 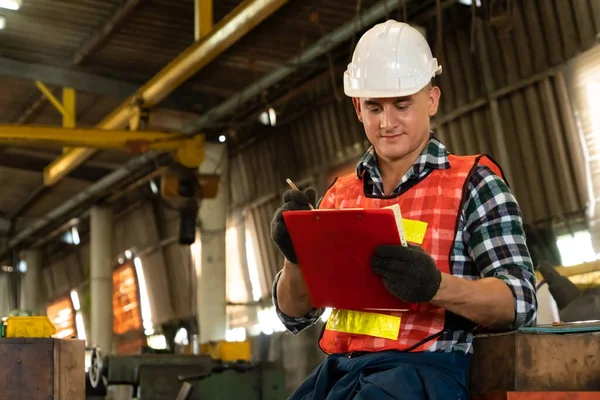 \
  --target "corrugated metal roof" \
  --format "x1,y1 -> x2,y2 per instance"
0,76 -> 38,122
0,0 -> 394,126
0,166 -> 90,217
0,167 -> 45,211
185,0 -> 384,94
82,0 -> 208,82
76,0 -> 384,85
0,0 -> 124,65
